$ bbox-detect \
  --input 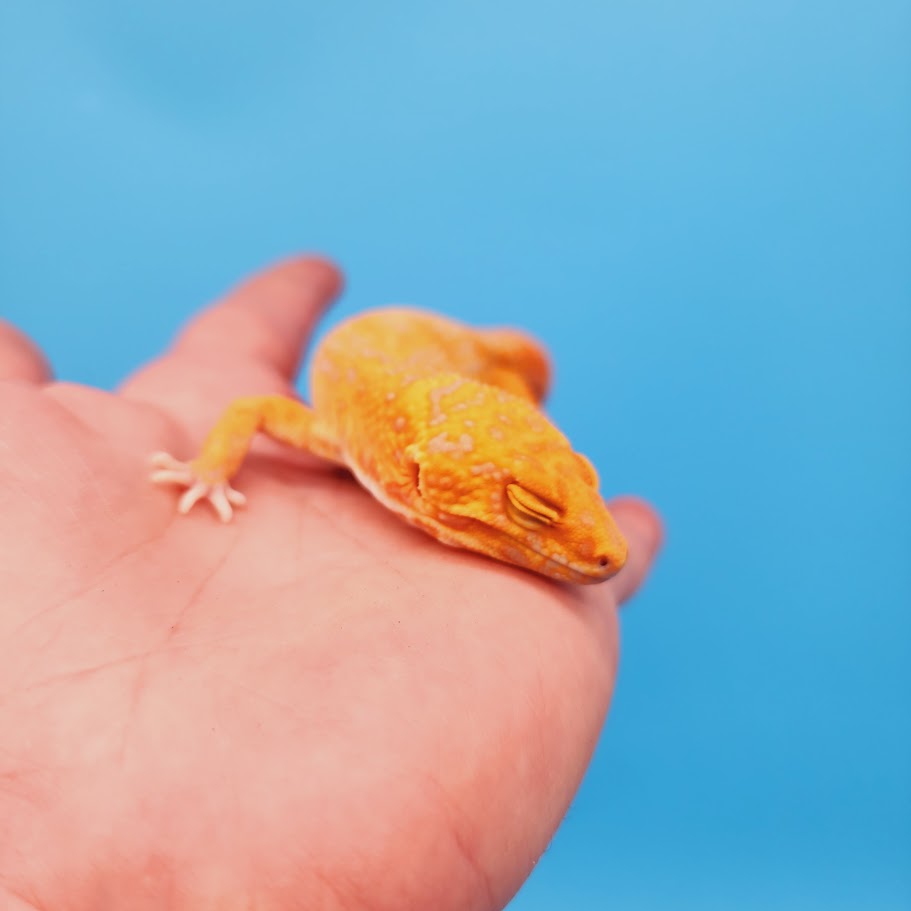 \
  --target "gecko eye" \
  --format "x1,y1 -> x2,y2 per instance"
505,484 -> 561,529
